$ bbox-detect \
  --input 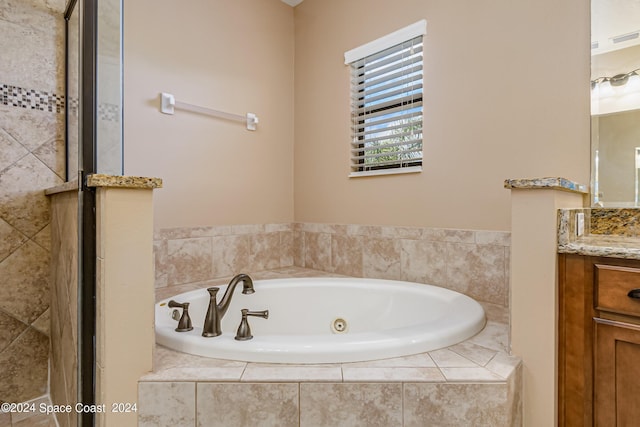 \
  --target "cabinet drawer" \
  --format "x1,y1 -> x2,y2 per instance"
595,264 -> 640,317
